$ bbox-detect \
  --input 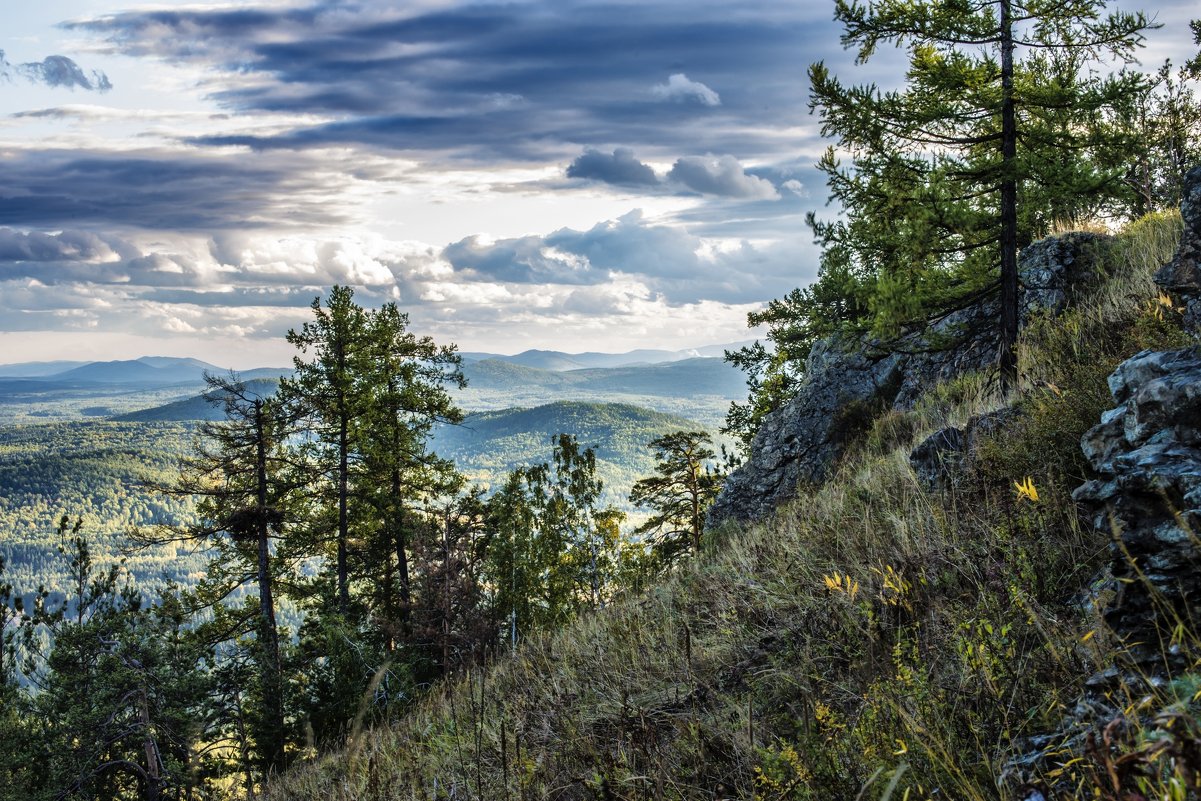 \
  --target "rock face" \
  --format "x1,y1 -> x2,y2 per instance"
1002,347 -> 1201,795
1072,346 -> 1201,676
1155,165 -> 1201,333
711,233 -> 1106,524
